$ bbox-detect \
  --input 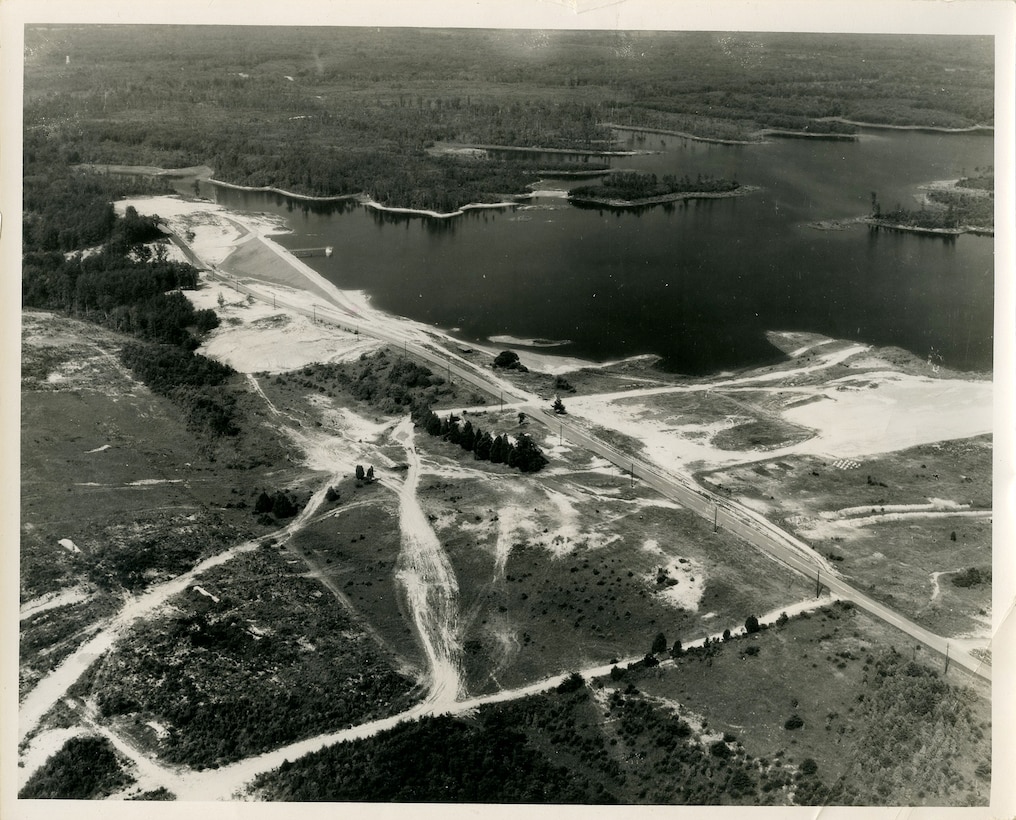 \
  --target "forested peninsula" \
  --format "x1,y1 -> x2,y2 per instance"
867,168 -> 995,237
568,171 -> 751,208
